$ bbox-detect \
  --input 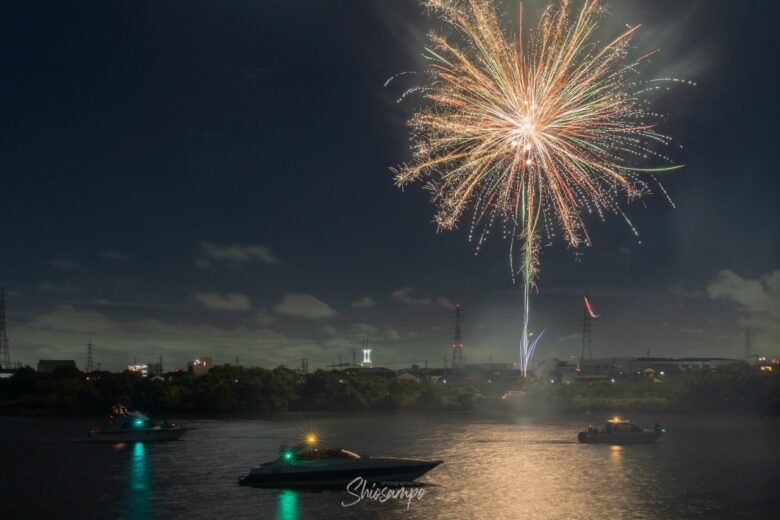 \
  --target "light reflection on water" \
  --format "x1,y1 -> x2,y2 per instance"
277,489 -> 299,520
610,444 -> 623,465
1,414 -> 778,519
126,442 -> 150,520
